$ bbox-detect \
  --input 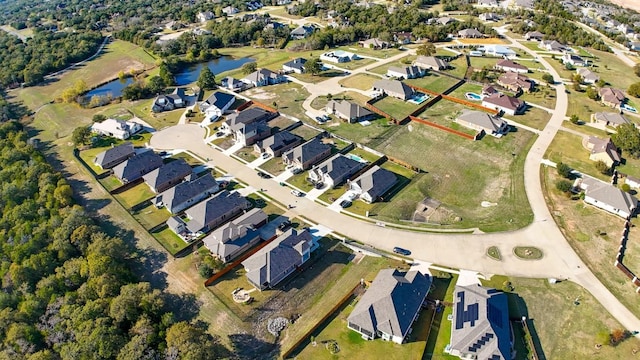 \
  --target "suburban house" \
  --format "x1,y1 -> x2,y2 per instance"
282,58 -> 307,74
586,136 -> 621,167
167,216 -> 187,236
599,87 -> 626,108
308,154 -> 366,187
199,92 -> 236,120
482,93 -> 526,115
448,285 -> 512,360
348,165 -> 398,203
253,130 -> 303,157
152,88 -> 187,112
91,119 -> 142,140
372,79 -> 414,100
478,0 -> 499,7
540,40 -> 566,52
347,269 -> 431,344
455,110 -> 509,138
326,100 -> 374,123
458,28 -> 484,38
524,31 -> 544,41
241,68 -> 286,87
93,142 -> 134,169
494,60 -> 528,74
386,66 -> 425,80
290,25 -> 315,39
196,11 -> 215,23
436,16 -> 457,25
113,150 -> 163,184
626,175 -> 640,189
183,190 -> 251,234
222,108 -> 278,146
142,158 -> 192,193
242,228 -> 316,290
282,137 -> 332,170
591,111 -> 630,128
203,208 -> 268,263
576,177 -> 638,219
479,12 -> 500,22
497,72 -> 534,93
222,6 -> 239,15
394,31 -> 413,44
483,45 -> 516,58
577,68 -> 600,84
221,76 -> 249,92
482,84 -> 499,97
562,53 -> 587,67
514,0 -> 535,9
154,173 -> 219,214
320,50 -> 358,63
413,56 -> 449,70
359,38 -> 390,49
